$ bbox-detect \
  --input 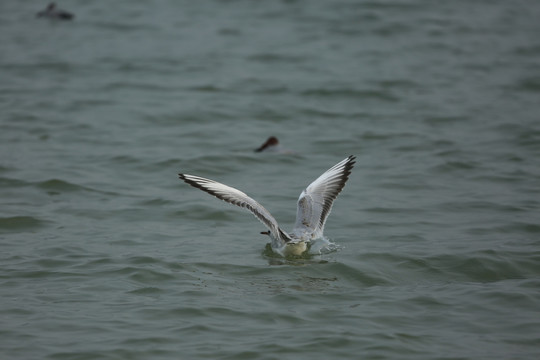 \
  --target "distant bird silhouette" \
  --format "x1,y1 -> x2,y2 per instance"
255,136 -> 279,152
37,3 -> 74,20
255,136 -> 294,154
